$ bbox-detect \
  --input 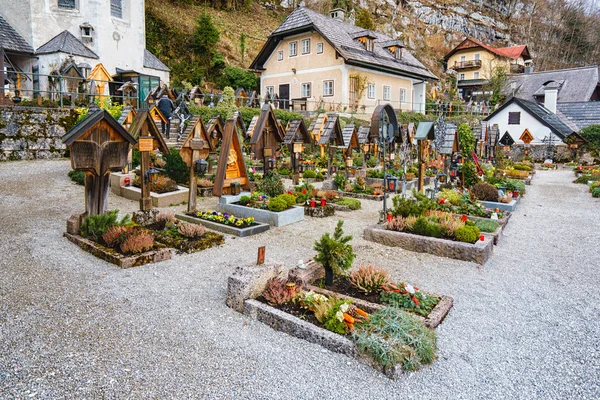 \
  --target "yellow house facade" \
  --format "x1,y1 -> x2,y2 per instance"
444,38 -> 531,100
250,7 -> 437,115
